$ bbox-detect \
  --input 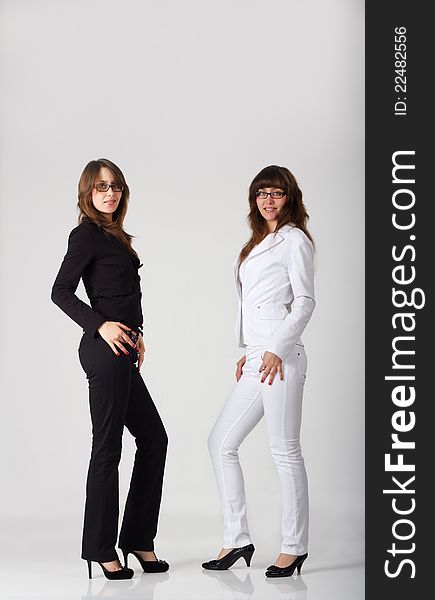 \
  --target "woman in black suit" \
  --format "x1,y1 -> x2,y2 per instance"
51,158 -> 169,579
